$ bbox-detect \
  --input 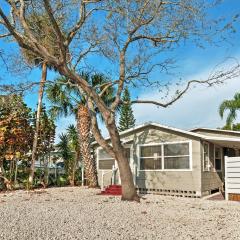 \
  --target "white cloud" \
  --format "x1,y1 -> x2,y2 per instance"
133,73 -> 240,131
